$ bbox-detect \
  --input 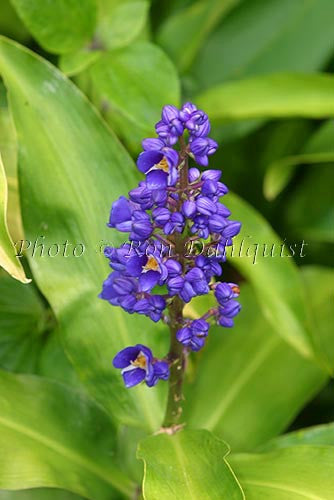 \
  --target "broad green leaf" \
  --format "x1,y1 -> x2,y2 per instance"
137,429 -> 245,500
0,36 -> 168,430
184,285 -> 326,451
0,370 -> 133,498
300,266 -> 334,374
0,84 -> 24,242
258,423 -> 334,452
10,0 -> 96,54
0,271 -> 49,373
264,120 -> 334,199
0,152 -> 28,283
230,446 -> 334,499
0,0 -> 30,43
196,73 -> 334,122
194,0 -> 334,89
0,489 -> 84,500
59,49 -> 102,77
59,0 -> 150,77
264,153 -> 334,201
227,192 -> 314,358
37,329 -> 85,389
284,164 -> 334,243
157,0 -> 239,72
89,41 -> 180,151
96,0 -> 149,50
